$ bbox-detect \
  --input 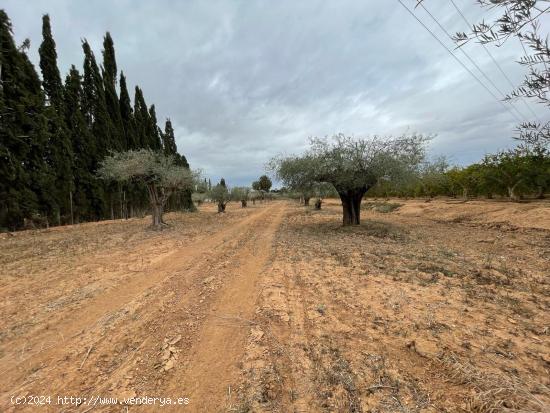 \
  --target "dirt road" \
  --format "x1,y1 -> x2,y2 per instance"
1,199 -> 549,412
